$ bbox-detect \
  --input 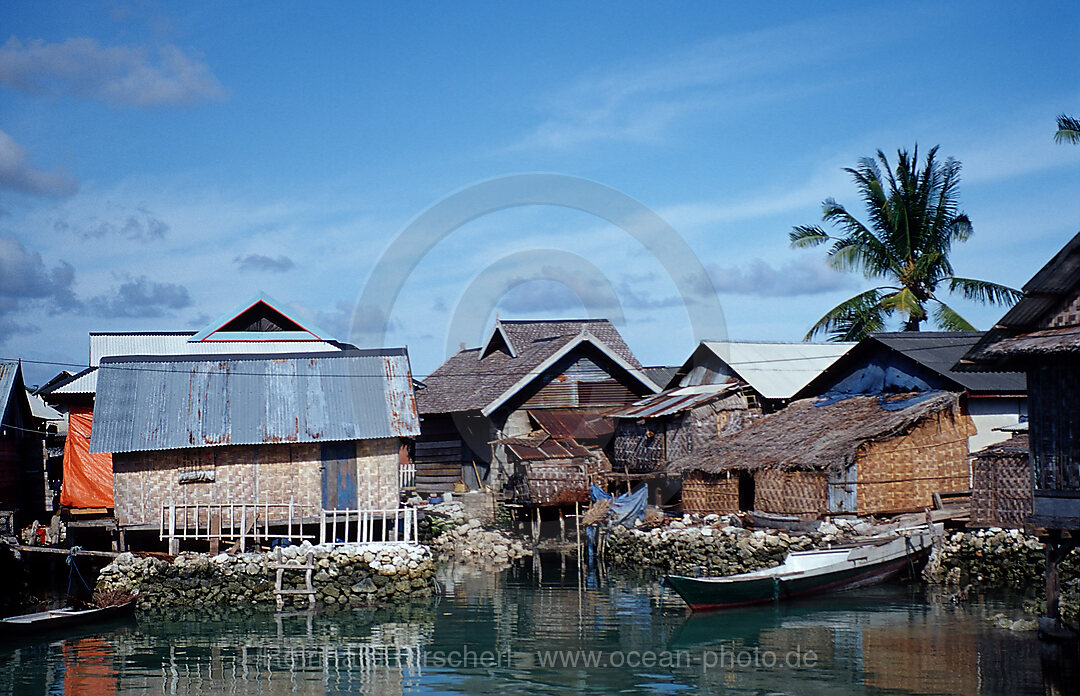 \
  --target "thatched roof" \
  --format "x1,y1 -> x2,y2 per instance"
668,391 -> 963,476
